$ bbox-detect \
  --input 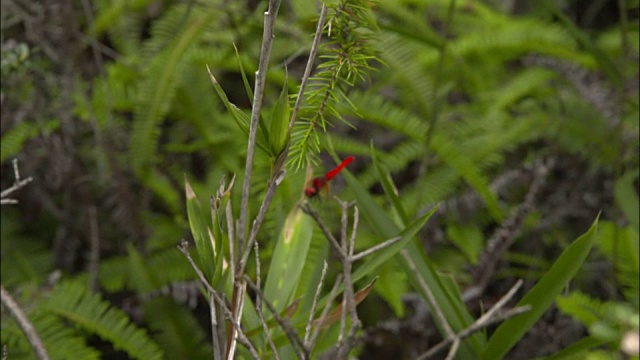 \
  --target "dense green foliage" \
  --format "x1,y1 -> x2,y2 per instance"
1,0 -> 638,359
